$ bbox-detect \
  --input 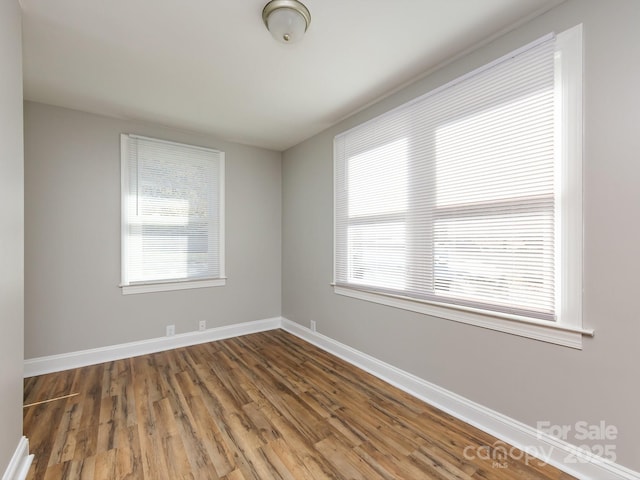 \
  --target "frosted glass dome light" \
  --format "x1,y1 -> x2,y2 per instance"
262,0 -> 311,44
